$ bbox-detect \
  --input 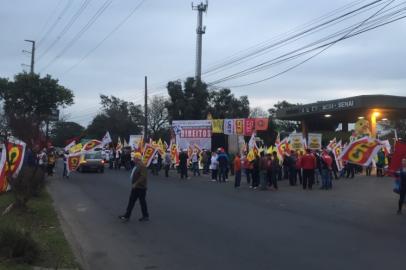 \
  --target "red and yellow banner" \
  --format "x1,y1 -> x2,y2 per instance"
170,143 -> 179,165
0,138 -> 26,192
67,153 -> 81,173
339,137 -> 383,166
276,138 -> 290,159
332,141 -> 344,171
82,140 -> 102,152
235,119 -> 244,135
142,144 -> 158,167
